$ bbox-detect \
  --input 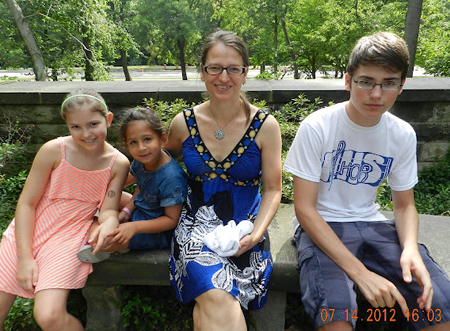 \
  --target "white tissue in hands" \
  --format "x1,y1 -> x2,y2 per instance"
203,220 -> 254,257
